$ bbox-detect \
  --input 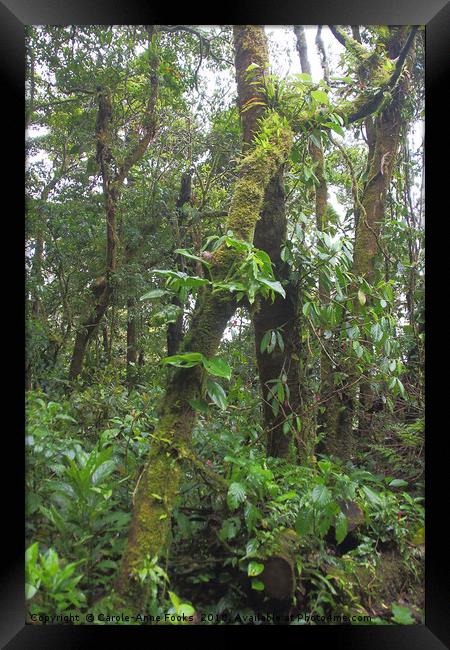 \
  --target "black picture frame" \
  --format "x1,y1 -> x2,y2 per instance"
5,0 -> 448,646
